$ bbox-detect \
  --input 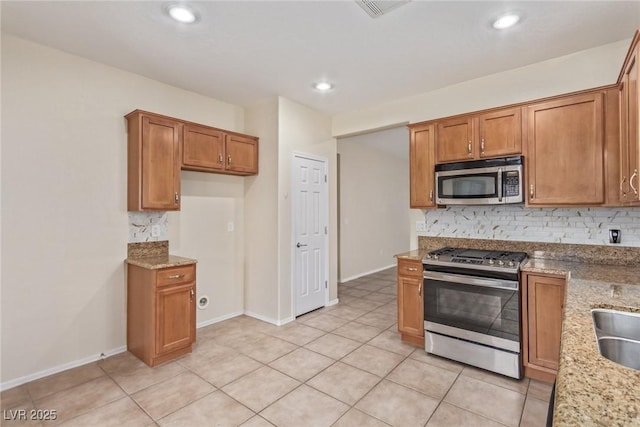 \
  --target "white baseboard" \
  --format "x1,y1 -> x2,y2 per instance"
196,311 -> 243,329
0,346 -> 127,392
339,263 -> 396,283
244,310 -> 294,326
326,298 -> 339,307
